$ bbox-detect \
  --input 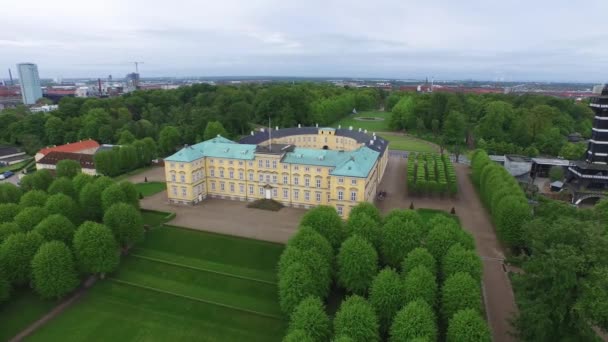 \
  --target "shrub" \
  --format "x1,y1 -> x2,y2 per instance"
31,241 -> 79,299
279,263 -> 317,315
48,177 -> 77,199
443,244 -> 483,281
299,206 -> 344,250
401,247 -> 437,276
73,222 -> 120,277
368,268 -> 404,334
441,272 -> 482,322
19,190 -> 49,208
45,193 -> 80,224
337,236 -> 378,295
334,295 -> 379,342
381,218 -> 425,268
33,214 -> 76,244
14,206 -> 48,232
0,203 -> 20,223
447,309 -> 491,342
0,232 -> 44,285
103,203 -> 144,248
389,299 -> 437,342
288,296 -> 331,342
346,213 -> 381,248
403,265 -> 438,307
278,246 -> 331,299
